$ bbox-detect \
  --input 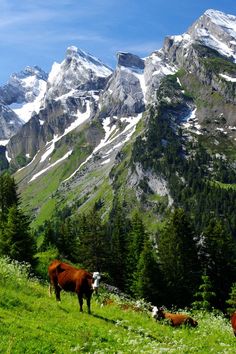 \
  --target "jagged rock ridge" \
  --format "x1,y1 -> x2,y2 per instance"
0,9 -> 235,224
